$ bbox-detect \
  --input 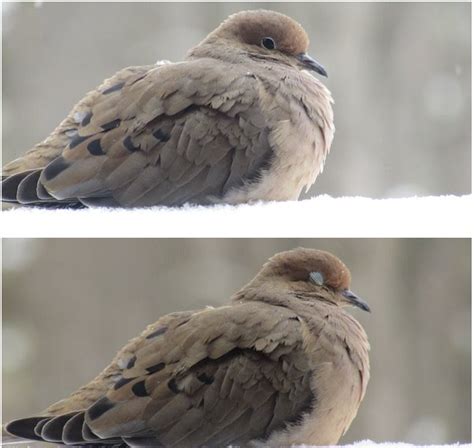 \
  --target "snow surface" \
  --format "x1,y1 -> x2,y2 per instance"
1,195 -> 472,238
339,442 -> 471,448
